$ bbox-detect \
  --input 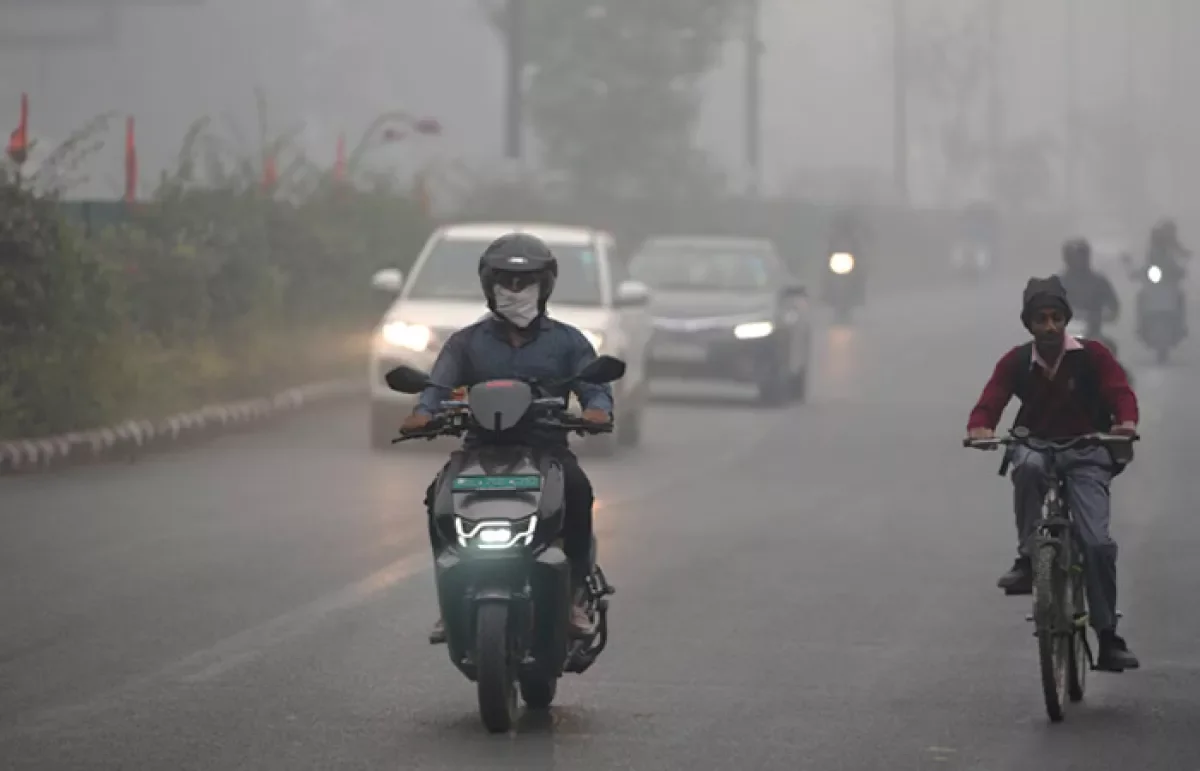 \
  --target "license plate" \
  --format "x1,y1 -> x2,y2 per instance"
452,475 -> 541,492
652,342 -> 708,362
